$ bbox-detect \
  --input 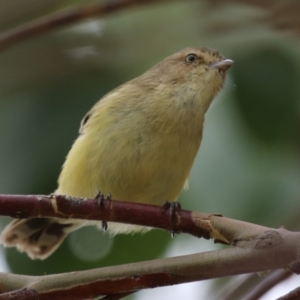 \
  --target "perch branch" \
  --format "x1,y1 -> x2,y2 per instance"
0,194 -> 300,299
